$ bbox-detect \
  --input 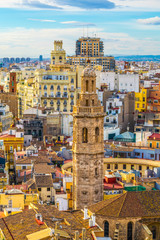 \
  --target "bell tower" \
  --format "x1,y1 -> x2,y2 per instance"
72,66 -> 105,210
